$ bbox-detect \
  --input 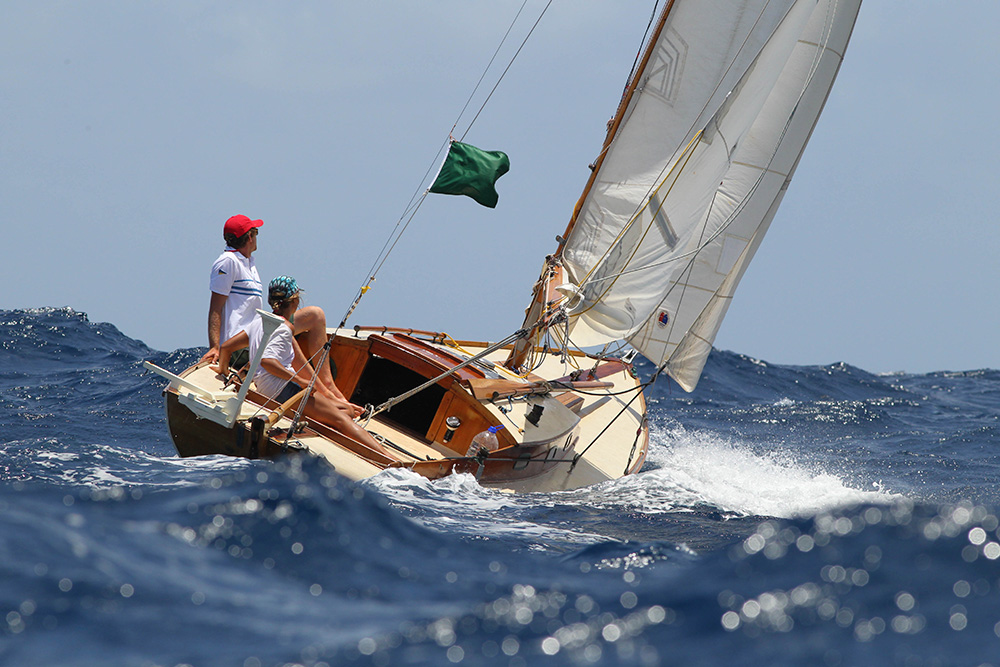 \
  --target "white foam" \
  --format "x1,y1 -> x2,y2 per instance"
37,451 -> 80,462
368,468 -> 609,546
365,422 -> 904,544
629,423 -> 903,518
